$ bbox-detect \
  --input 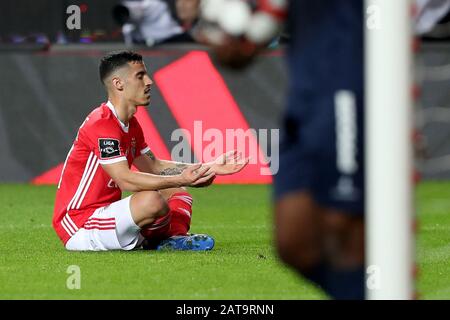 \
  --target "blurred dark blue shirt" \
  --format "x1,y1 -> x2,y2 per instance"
286,0 -> 364,96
